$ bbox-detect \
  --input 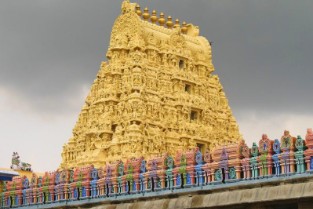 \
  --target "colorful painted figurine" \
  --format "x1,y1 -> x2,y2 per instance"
10,152 -> 32,171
